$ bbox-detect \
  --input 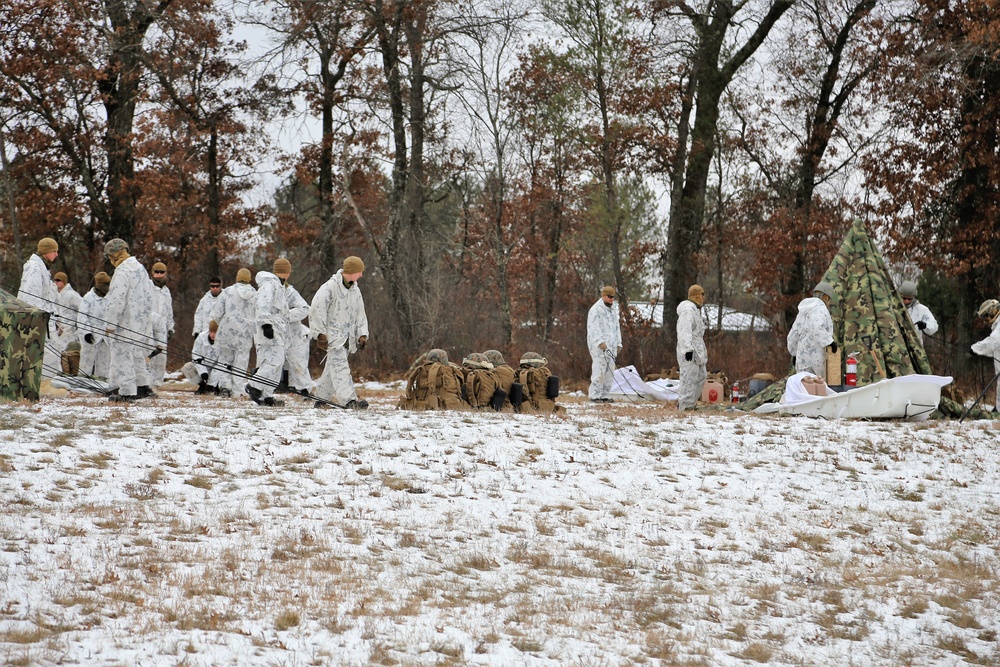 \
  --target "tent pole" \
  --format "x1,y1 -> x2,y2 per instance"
959,371 -> 1000,423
